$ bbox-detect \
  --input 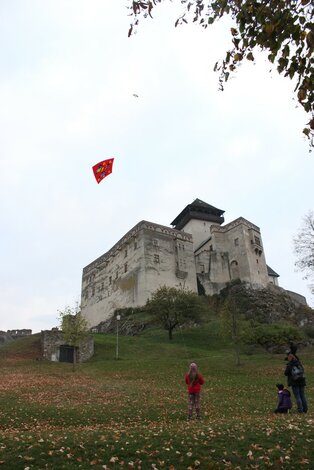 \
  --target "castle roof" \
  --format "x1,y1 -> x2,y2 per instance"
267,265 -> 280,278
170,198 -> 225,230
